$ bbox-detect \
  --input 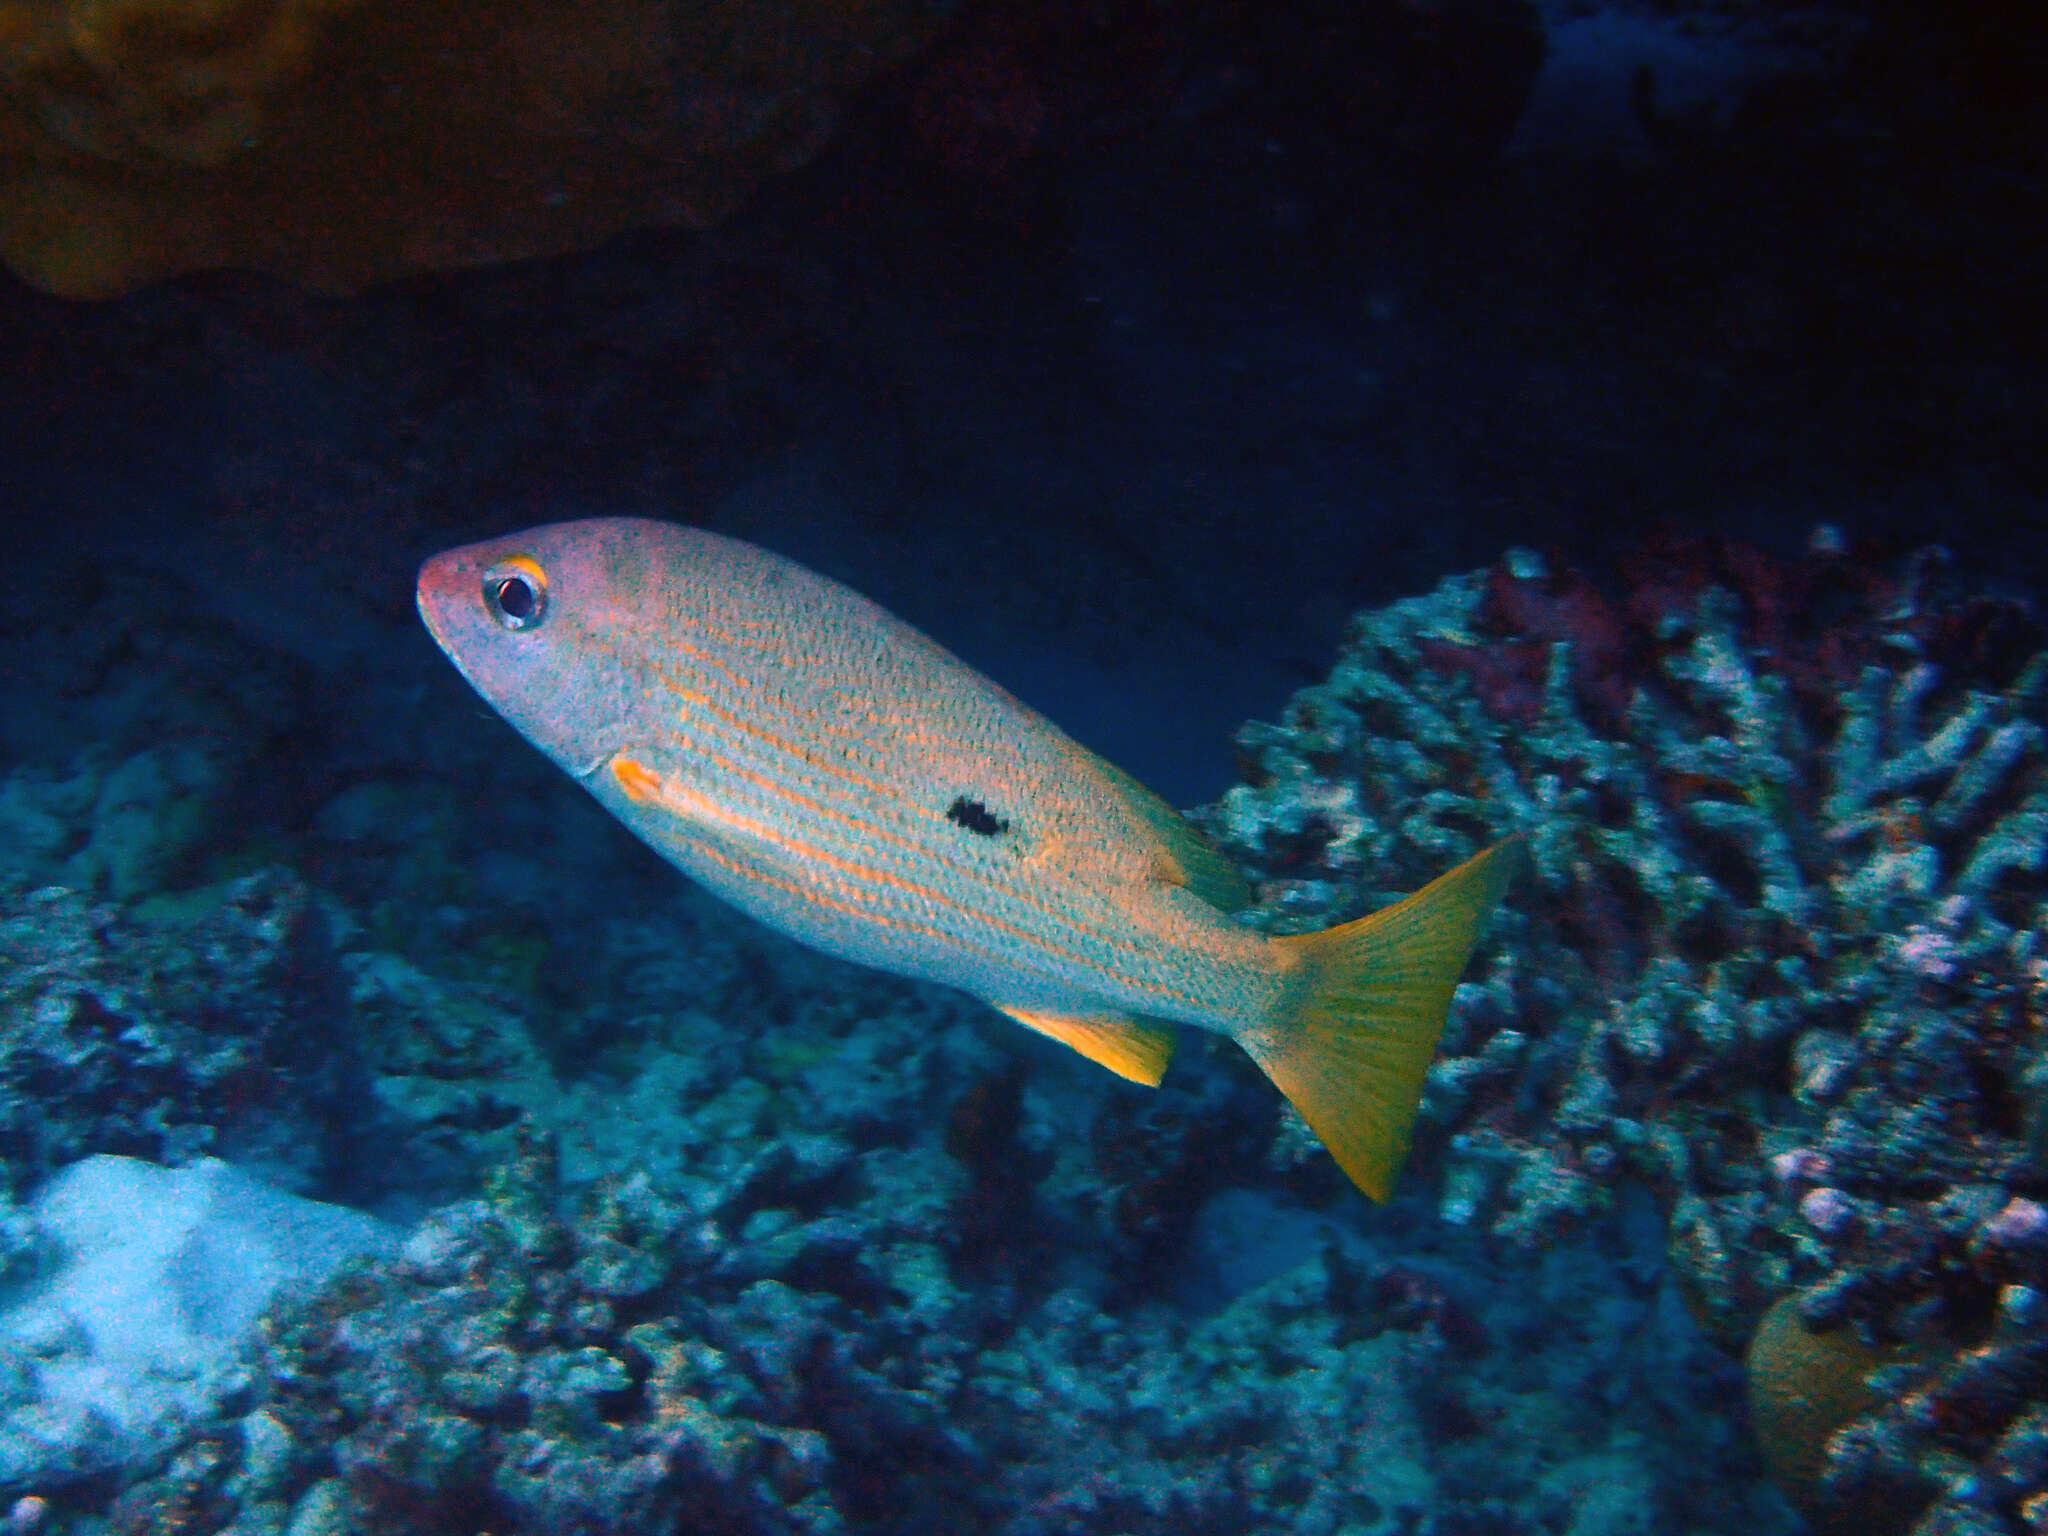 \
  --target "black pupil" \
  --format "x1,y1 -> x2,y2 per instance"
495,576 -> 536,620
